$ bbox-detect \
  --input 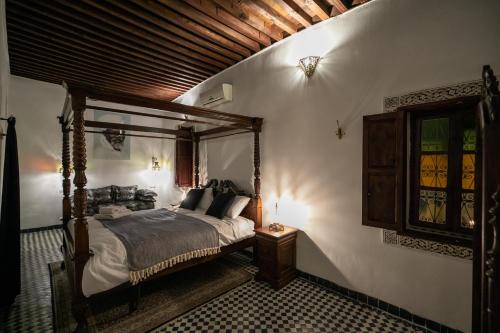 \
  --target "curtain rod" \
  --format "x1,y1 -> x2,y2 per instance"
79,129 -> 192,141
200,130 -> 253,141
